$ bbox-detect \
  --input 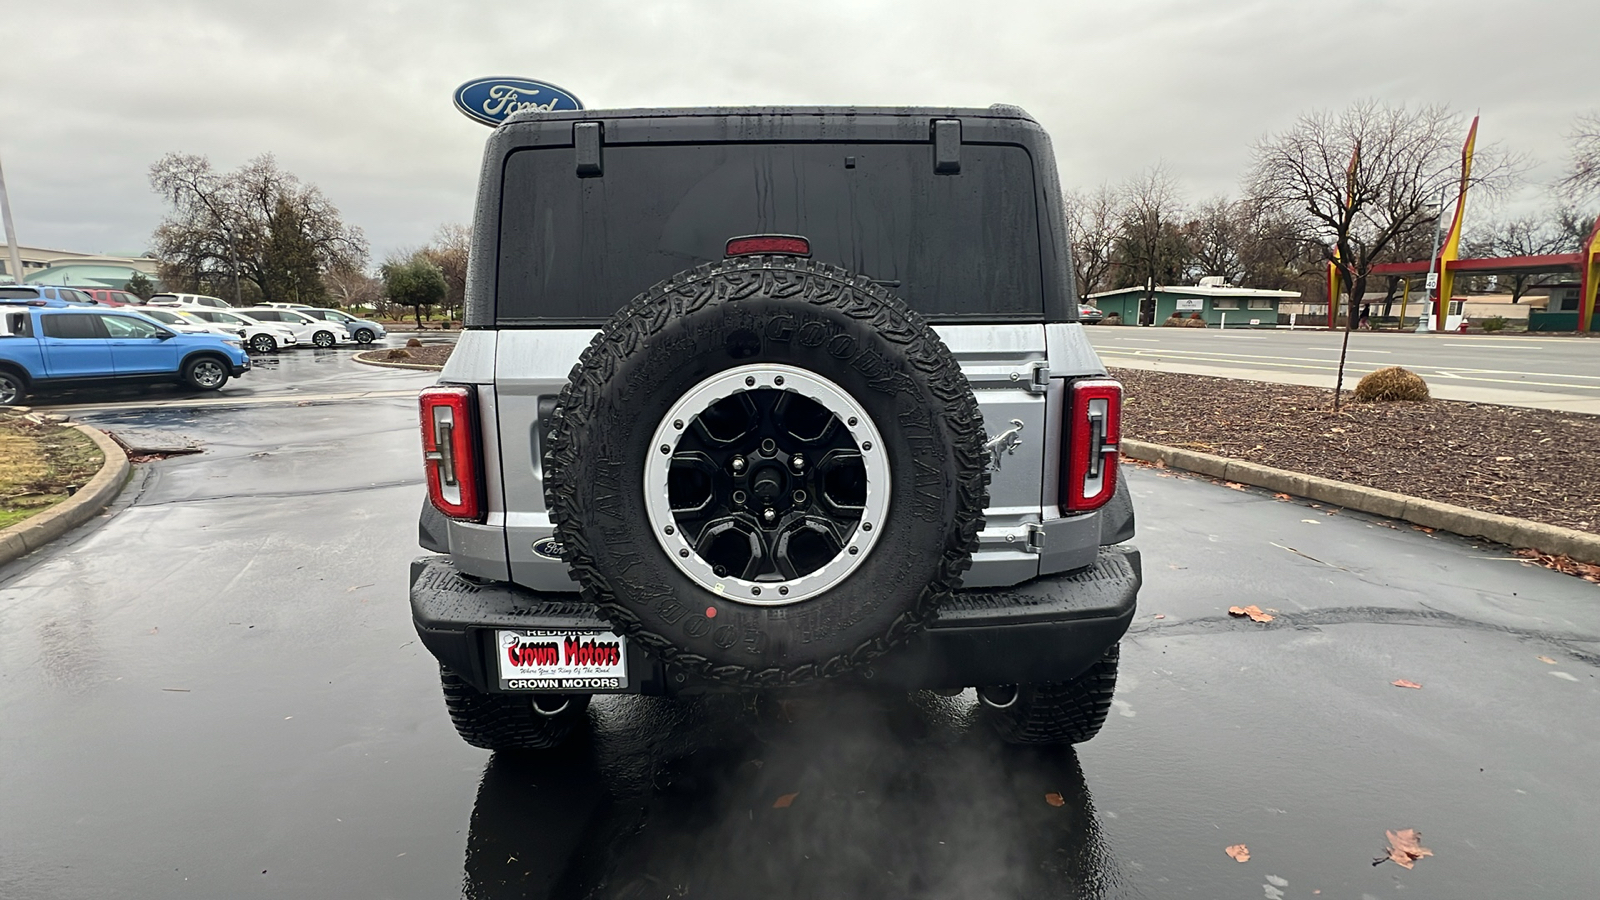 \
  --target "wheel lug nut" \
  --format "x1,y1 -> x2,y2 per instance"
731,456 -> 746,473
762,508 -> 776,524
791,454 -> 805,471
779,586 -> 789,595
679,548 -> 690,557
760,438 -> 776,456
